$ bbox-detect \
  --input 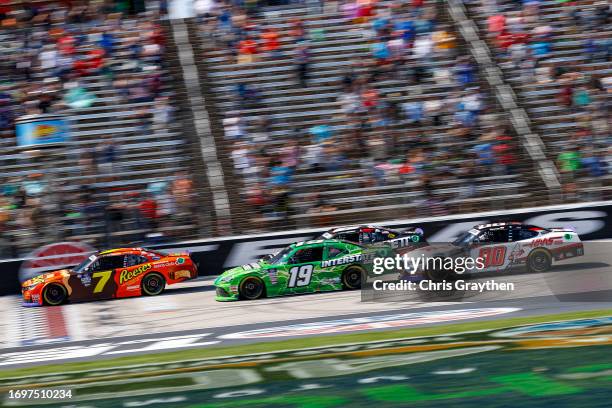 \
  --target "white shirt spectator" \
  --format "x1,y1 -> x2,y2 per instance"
40,47 -> 57,70
463,93 -> 482,112
223,116 -> 245,140
338,92 -> 360,115
433,67 -> 452,85
413,35 -> 433,59
231,144 -> 251,174
194,0 -> 217,16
